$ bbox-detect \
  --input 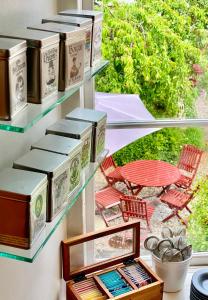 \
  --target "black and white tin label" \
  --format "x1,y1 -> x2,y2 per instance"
52,169 -> 69,216
9,52 -> 27,117
65,40 -> 85,88
93,20 -> 102,64
41,44 -> 59,99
